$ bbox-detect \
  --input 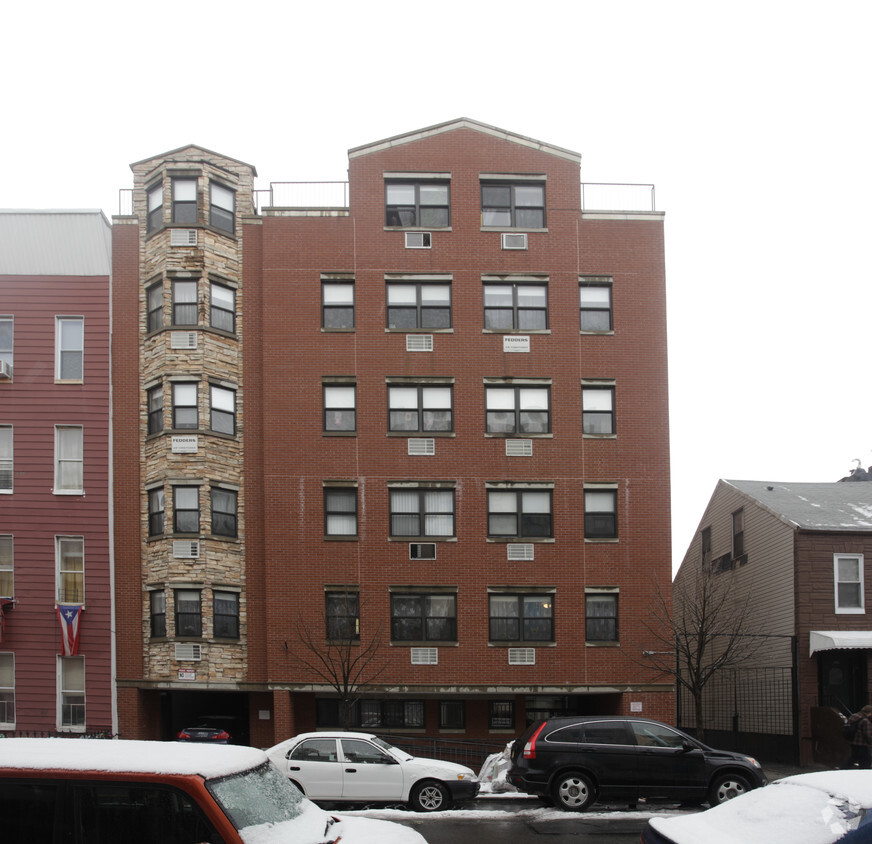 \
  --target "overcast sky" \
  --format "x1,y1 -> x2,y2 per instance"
4,0 -> 870,572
